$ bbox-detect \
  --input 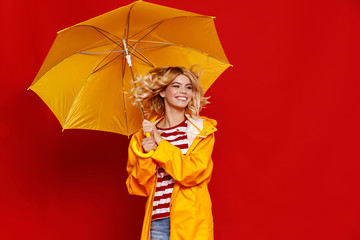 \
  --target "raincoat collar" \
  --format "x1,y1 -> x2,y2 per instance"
149,114 -> 217,138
